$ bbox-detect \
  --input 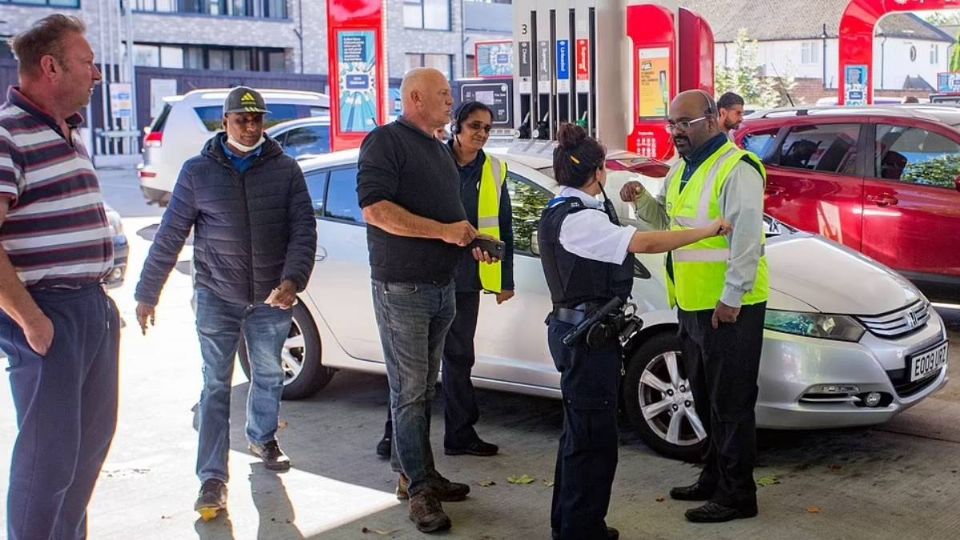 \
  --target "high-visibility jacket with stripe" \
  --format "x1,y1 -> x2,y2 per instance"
665,140 -> 769,311
477,155 -> 508,293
